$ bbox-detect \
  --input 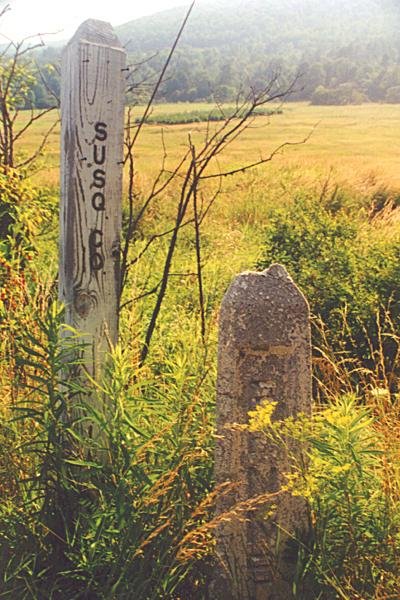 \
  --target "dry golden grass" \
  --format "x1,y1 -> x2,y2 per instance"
17,102 -> 400,191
